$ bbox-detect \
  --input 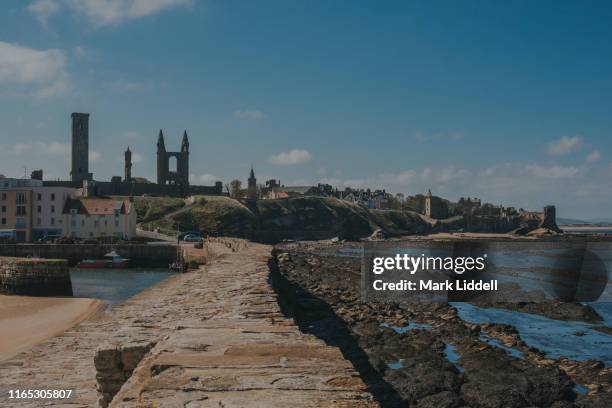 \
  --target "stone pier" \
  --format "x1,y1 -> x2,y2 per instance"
0,240 -> 376,407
